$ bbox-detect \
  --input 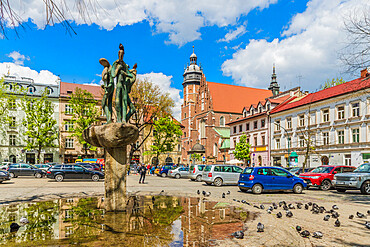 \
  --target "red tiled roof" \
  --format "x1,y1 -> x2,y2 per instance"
60,82 -> 103,100
206,82 -> 273,113
271,76 -> 370,114
268,94 -> 290,104
226,112 -> 266,125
